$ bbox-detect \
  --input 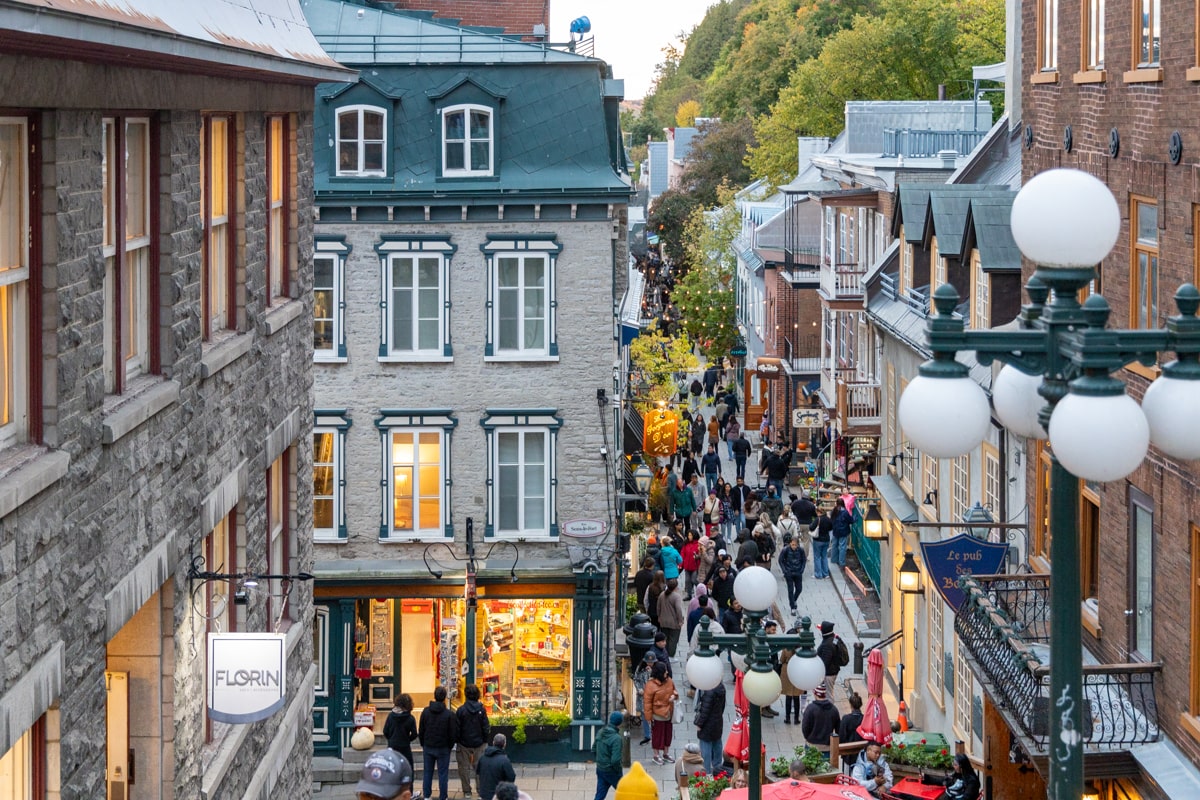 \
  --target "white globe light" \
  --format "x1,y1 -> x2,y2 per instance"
1010,169 -> 1120,268
1142,375 -> 1200,460
898,374 -> 991,458
686,652 -> 725,691
742,667 -> 782,707
992,365 -> 1047,440
733,566 -> 777,612
786,654 -> 826,692
1049,392 -> 1149,482
730,650 -> 748,673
